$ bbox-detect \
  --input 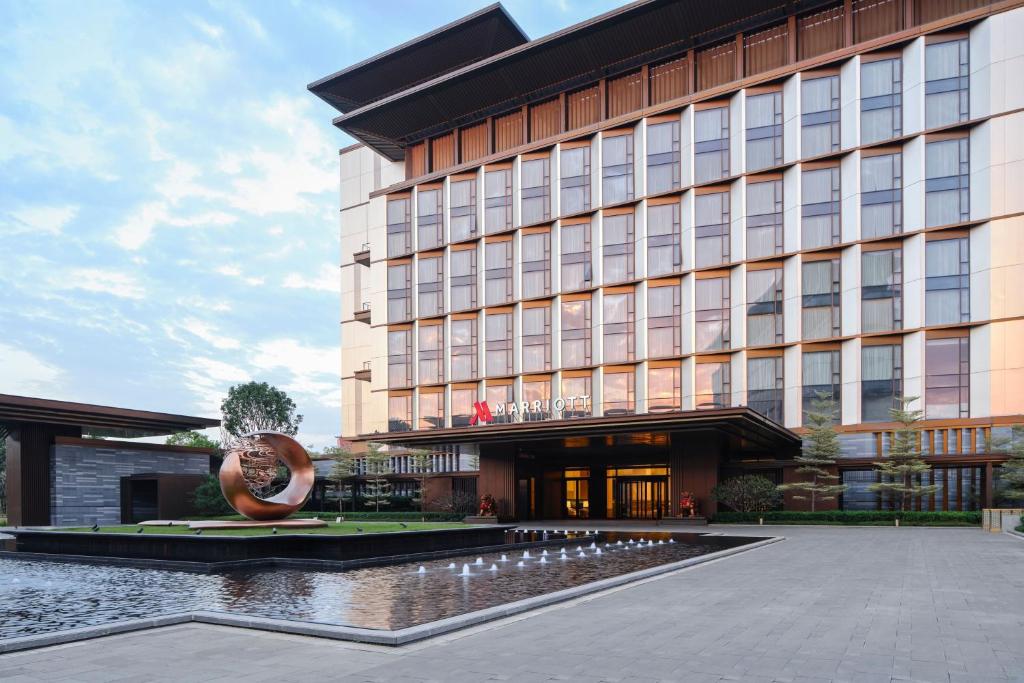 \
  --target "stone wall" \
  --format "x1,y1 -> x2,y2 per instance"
49,441 -> 210,526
